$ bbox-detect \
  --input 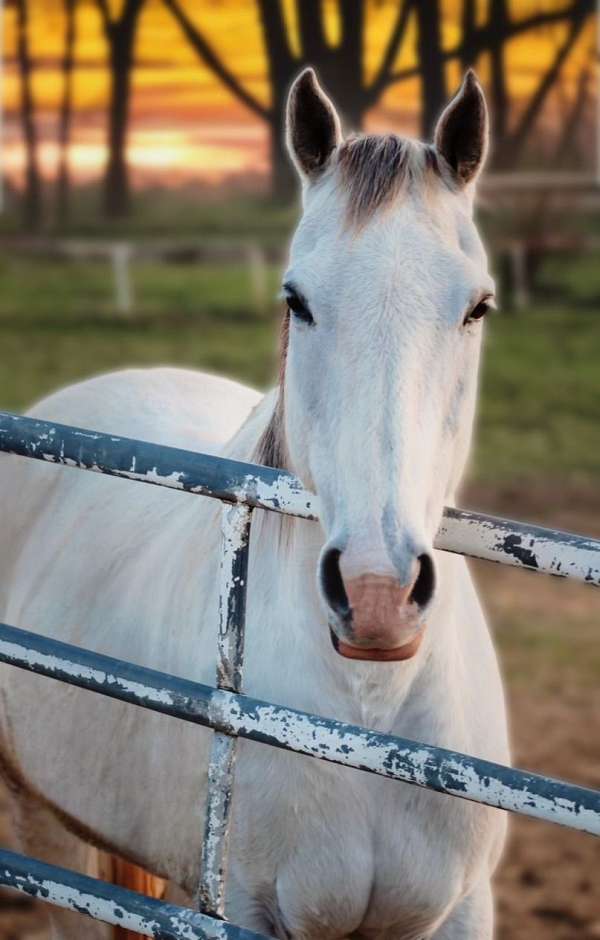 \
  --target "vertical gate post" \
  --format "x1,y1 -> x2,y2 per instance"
197,503 -> 252,919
